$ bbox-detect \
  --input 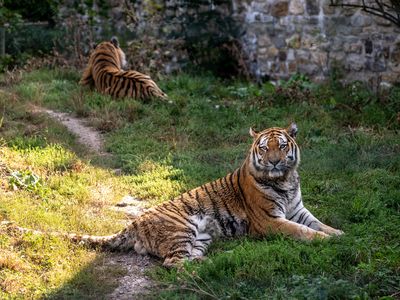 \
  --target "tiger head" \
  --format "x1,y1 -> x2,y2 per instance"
90,37 -> 127,69
109,36 -> 127,69
248,123 -> 299,180
80,37 -> 127,87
